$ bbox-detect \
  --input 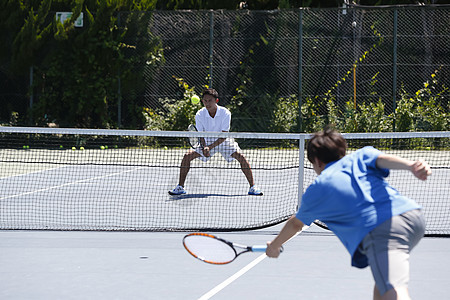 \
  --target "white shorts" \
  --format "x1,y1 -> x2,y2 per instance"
195,138 -> 240,162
